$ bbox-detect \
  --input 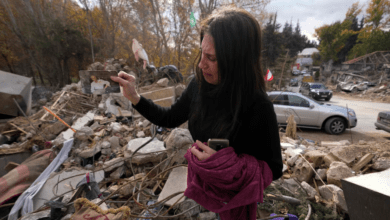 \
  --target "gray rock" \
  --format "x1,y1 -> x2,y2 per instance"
280,178 -> 302,194
318,184 -> 348,212
101,148 -> 112,155
103,157 -> 124,172
315,169 -> 327,181
75,126 -> 94,141
85,164 -> 94,170
301,181 -> 319,198
372,157 -> 390,171
90,121 -> 100,131
198,212 -> 217,220
165,128 -> 194,164
78,144 -> 101,158
101,141 -> 111,149
110,122 -> 122,133
110,165 -> 125,179
38,98 -> 47,105
327,161 -> 354,188
109,136 -> 120,150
